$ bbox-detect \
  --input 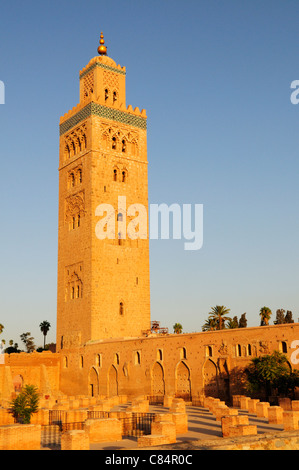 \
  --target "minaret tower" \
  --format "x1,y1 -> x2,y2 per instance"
56,33 -> 151,349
